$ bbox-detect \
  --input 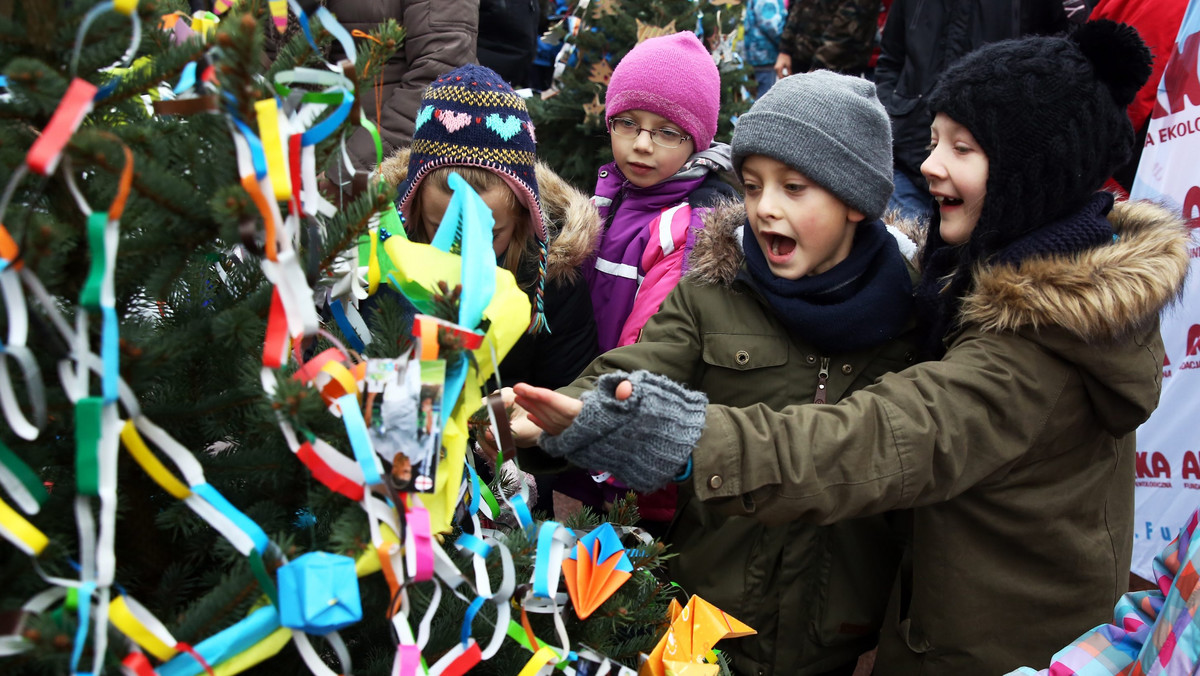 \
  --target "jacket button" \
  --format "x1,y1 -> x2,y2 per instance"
904,352 -> 915,363
708,475 -> 723,489
735,350 -> 750,365
806,354 -> 816,364
599,170 -> 608,178
842,364 -> 853,375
